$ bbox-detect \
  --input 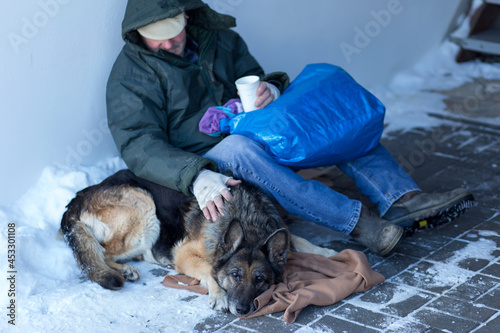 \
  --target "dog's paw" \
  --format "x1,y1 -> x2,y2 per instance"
209,289 -> 229,313
119,264 -> 140,282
